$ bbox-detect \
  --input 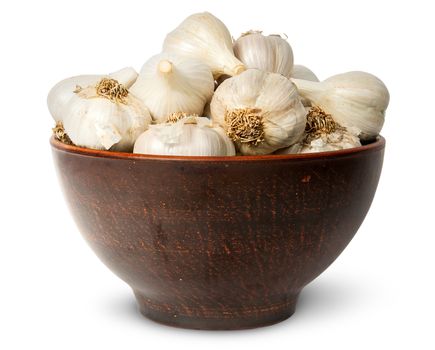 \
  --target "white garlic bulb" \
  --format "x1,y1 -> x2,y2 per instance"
130,53 -> 214,123
133,115 -> 235,156
291,65 -> 319,81
211,69 -> 307,155
292,71 -> 389,141
233,31 -> 294,77
62,77 -> 152,151
276,107 -> 361,154
162,12 -> 245,79
47,67 -> 138,122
